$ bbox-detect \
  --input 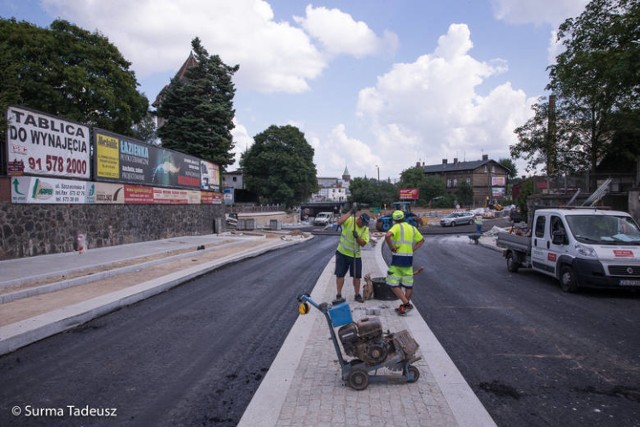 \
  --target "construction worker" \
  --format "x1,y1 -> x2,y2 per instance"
335,208 -> 370,303
474,213 -> 484,235
385,210 -> 424,315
